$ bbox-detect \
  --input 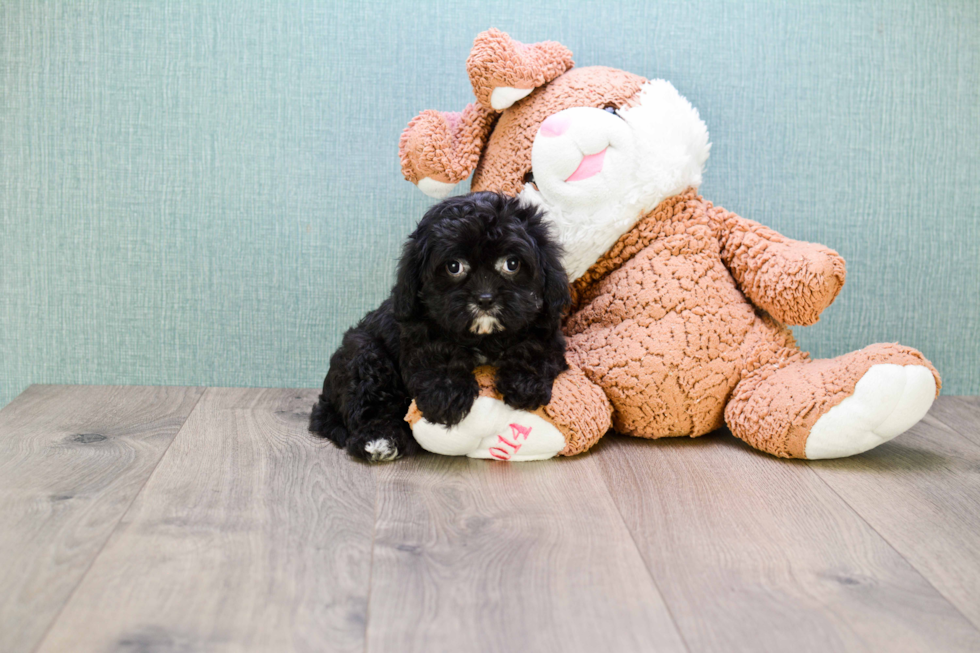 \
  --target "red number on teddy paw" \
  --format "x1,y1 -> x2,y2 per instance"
509,423 -> 532,441
488,426 -> 534,461
497,434 -> 519,449
489,433 -> 523,460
